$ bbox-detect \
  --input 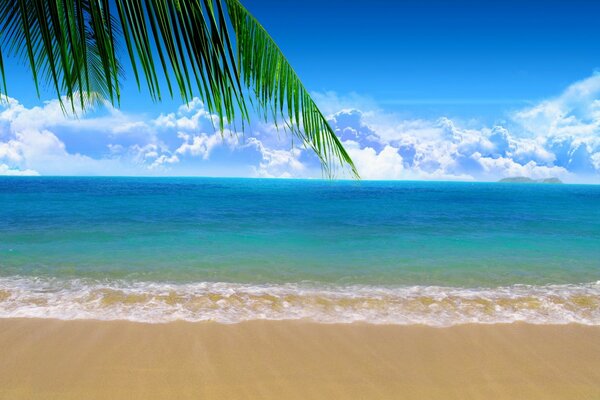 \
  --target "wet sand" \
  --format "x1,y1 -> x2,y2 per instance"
0,319 -> 599,399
